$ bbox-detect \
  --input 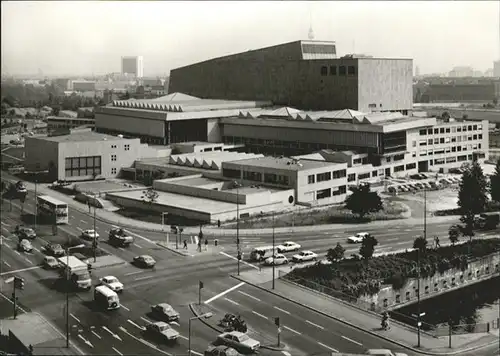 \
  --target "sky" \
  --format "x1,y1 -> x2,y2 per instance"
1,1 -> 499,77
